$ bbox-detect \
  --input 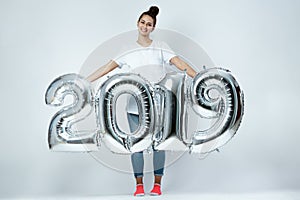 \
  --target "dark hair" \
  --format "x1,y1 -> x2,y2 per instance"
138,6 -> 159,27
